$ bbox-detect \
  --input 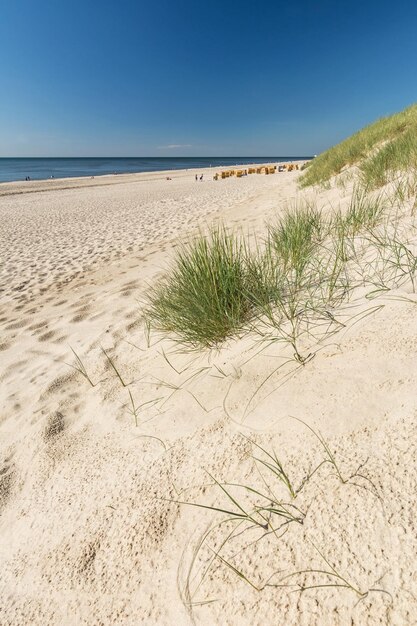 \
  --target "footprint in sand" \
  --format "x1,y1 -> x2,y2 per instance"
5,319 -> 30,331
38,330 -> 56,342
43,411 -> 65,442
70,303 -> 91,322
29,321 -> 47,332
0,457 -> 15,510
52,334 -> 69,344
41,372 -> 78,400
